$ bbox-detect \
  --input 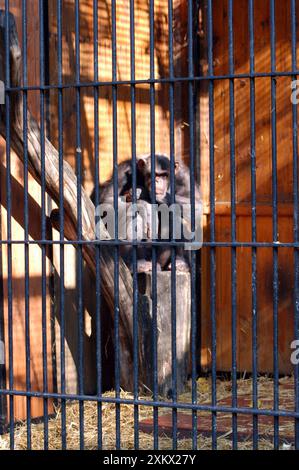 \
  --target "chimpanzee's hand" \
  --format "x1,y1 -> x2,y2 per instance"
123,188 -> 142,202
136,260 -> 162,273
166,258 -> 190,272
